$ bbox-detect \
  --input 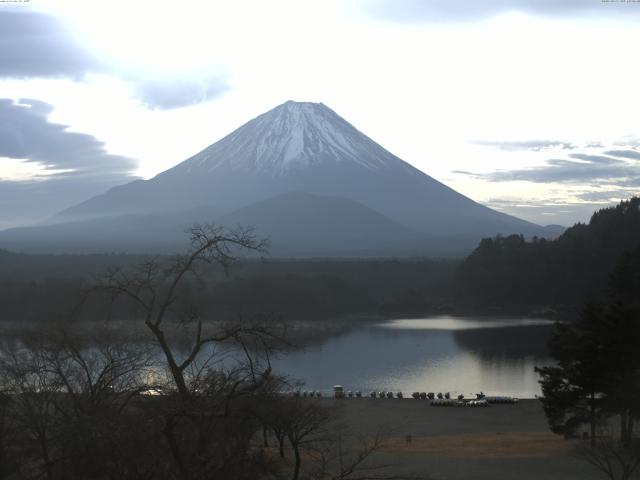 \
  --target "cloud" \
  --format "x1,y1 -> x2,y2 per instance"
486,162 -> 640,184
0,98 -> 139,227
567,153 -> 623,164
576,189 -> 640,202
134,76 -> 230,110
615,136 -> 640,148
471,139 -> 574,151
481,196 -> 603,227
0,10 -> 230,109
482,193 -> 640,227
0,98 -> 137,179
363,0 -> 640,23
604,149 -> 640,161
457,146 -> 640,185
0,10 -> 100,78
